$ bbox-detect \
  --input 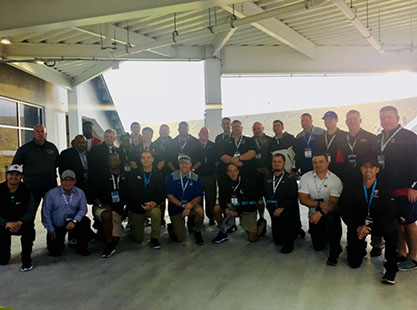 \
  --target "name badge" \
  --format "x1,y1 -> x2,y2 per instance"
111,191 -> 120,203
124,164 -> 131,172
234,152 -> 241,158
304,148 -> 312,159
348,154 -> 357,168
326,154 -> 331,163
255,154 -> 262,159
365,216 -> 374,226
377,155 -> 385,168
231,196 -> 239,206
181,199 -> 188,205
